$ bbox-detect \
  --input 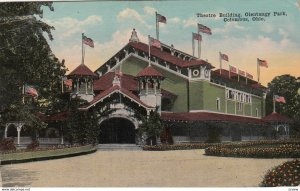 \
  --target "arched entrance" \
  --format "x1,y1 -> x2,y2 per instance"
98,117 -> 136,144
